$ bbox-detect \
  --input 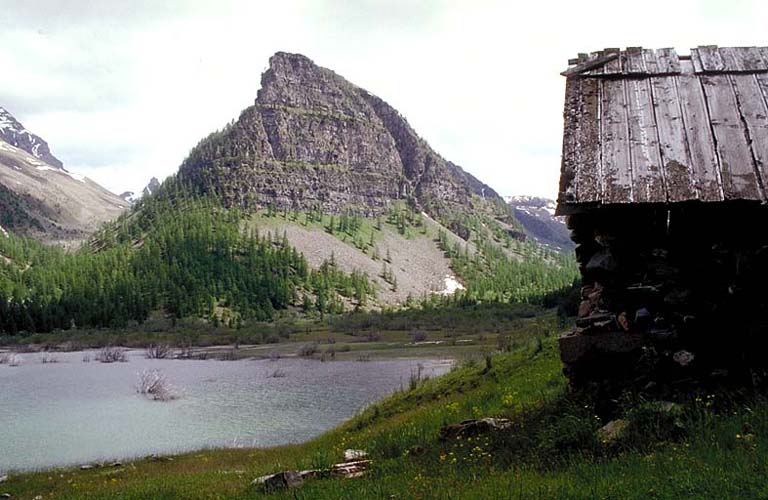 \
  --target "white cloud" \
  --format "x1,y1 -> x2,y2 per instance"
1,0 -> 767,197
